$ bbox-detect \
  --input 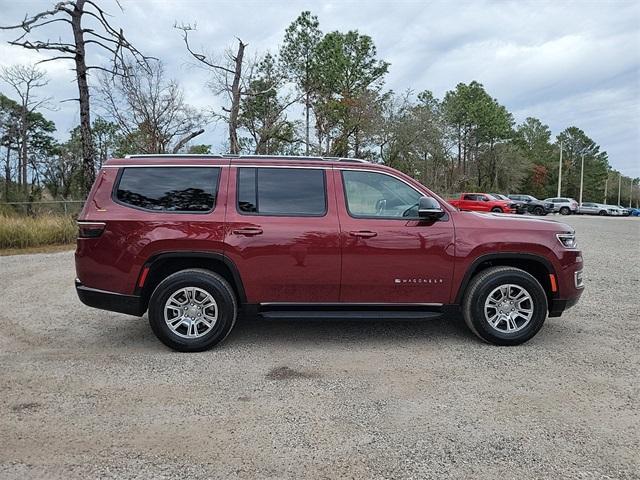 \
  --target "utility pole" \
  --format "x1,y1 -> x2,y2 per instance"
603,175 -> 608,204
557,141 -> 563,197
578,154 -> 584,205
617,174 -> 621,206
629,178 -> 633,207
